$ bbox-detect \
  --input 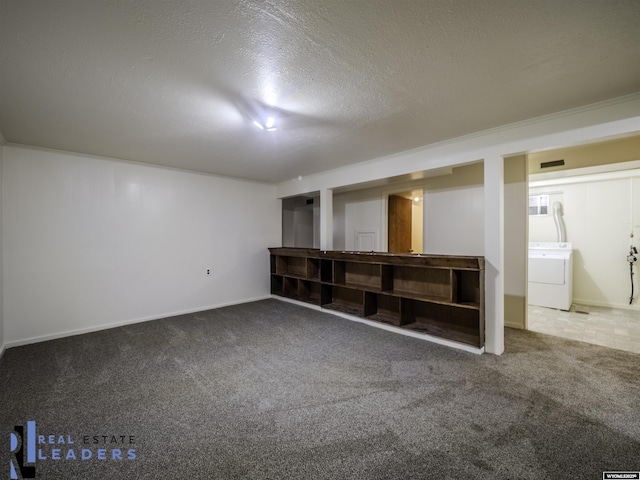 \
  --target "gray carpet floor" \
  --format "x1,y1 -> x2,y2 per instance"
1,299 -> 638,479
